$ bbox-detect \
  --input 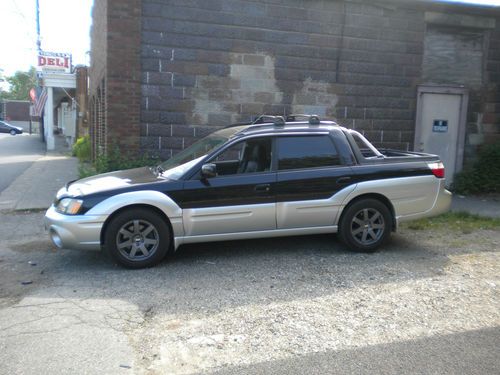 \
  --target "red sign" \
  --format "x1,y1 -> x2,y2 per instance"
36,51 -> 72,73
